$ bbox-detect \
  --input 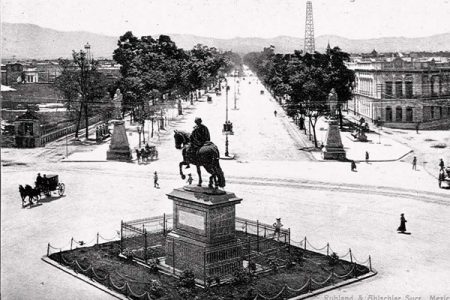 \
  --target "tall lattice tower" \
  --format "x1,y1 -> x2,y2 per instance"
304,1 -> 315,54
